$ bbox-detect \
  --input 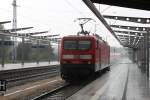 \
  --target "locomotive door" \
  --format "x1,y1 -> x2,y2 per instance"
95,40 -> 101,71
99,41 -> 101,69
100,42 -> 105,69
